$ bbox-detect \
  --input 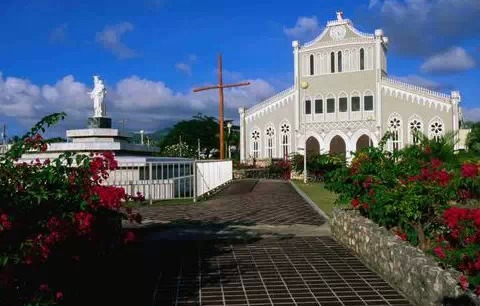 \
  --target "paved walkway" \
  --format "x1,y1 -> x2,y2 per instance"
137,180 -> 325,226
132,180 -> 412,306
